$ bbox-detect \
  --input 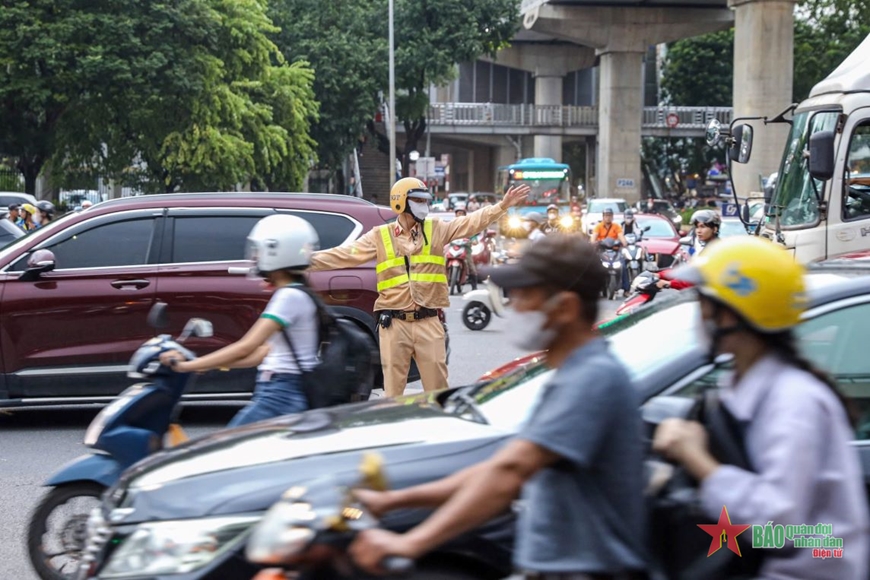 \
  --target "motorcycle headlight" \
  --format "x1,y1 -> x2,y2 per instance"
507,216 -> 522,229
613,261 -> 622,268
559,215 -> 574,227
100,515 -> 259,578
